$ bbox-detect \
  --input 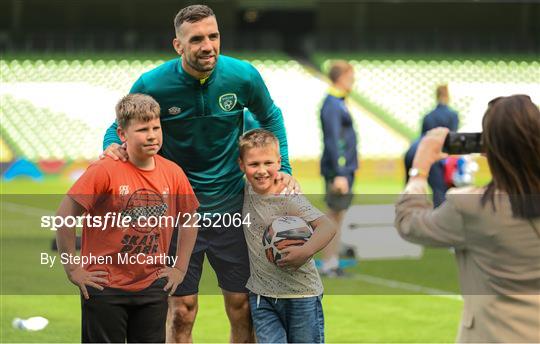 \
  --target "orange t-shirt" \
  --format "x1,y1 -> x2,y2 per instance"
68,155 -> 199,292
